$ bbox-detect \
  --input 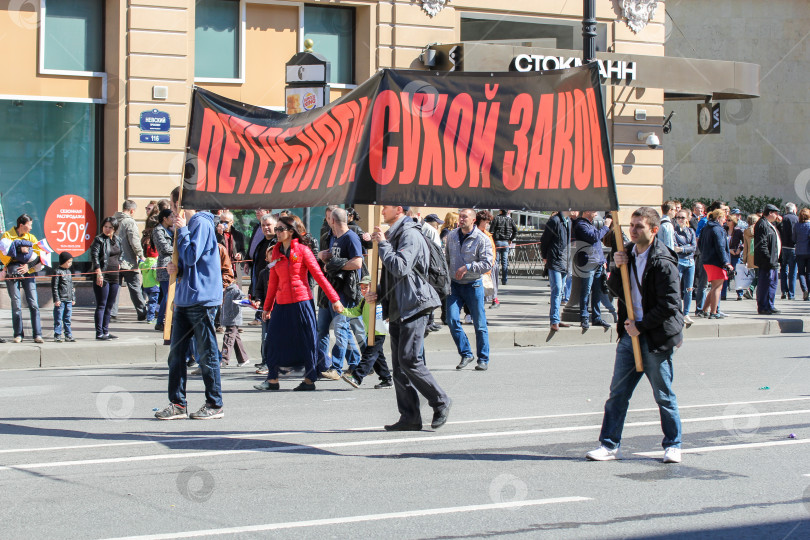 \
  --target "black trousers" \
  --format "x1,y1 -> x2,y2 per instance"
353,334 -> 391,383
389,313 -> 449,424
